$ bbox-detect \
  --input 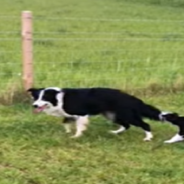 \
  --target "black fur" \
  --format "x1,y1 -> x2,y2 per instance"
28,88 -> 43,100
